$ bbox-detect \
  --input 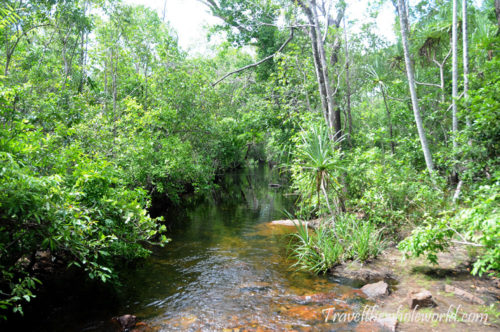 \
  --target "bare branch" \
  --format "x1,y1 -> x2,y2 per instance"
432,47 -> 452,67
451,240 -> 485,247
211,28 -> 295,87
387,95 -> 408,102
253,20 -> 312,28
415,81 -> 441,88
445,91 -> 464,113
